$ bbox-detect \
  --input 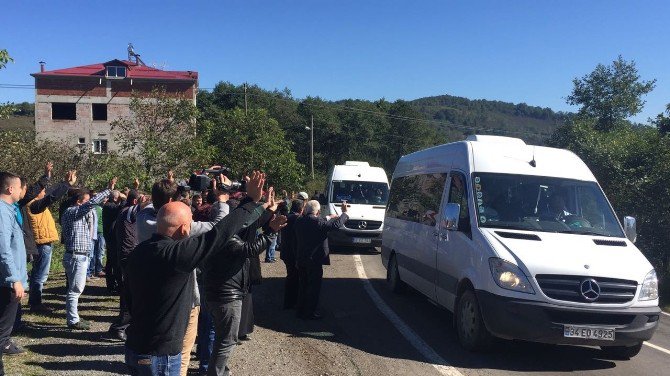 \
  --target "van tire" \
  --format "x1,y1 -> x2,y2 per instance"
387,254 -> 405,293
600,343 -> 643,359
456,289 -> 493,351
